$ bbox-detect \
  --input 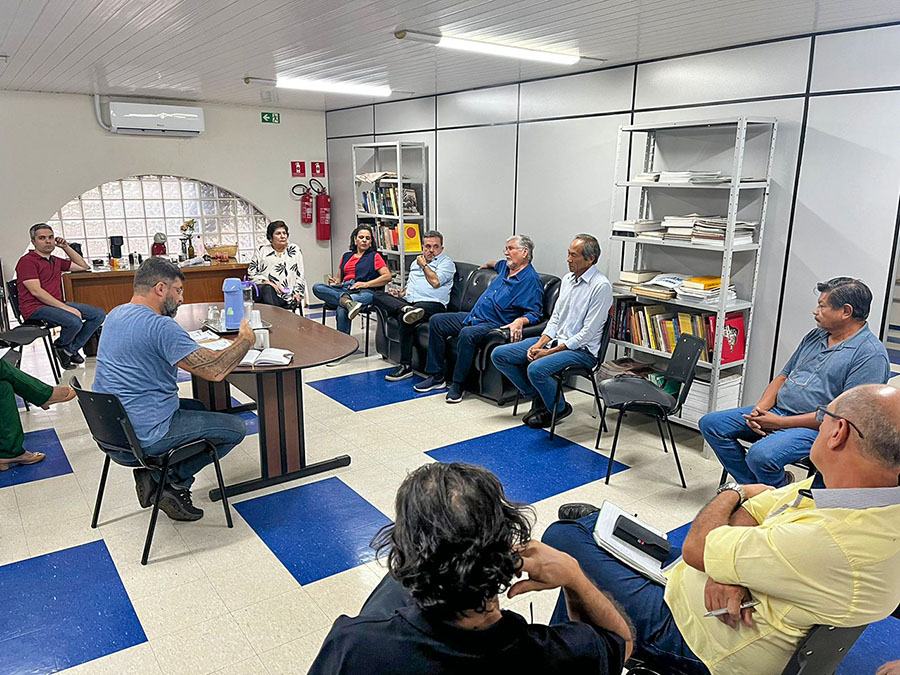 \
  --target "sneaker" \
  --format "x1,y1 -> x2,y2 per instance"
385,365 -> 414,382
69,351 -> 85,365
557,502 -> 600,520
414,375 -> 446,393
134,468 -> 158,509
446,383 -> 464,403
53,344 -> 75,370
401,306 -> 426,325
345,299 -> 363,321
158,488 -> 204,521
522,399 -> 547,424
529,402 -> 573,429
